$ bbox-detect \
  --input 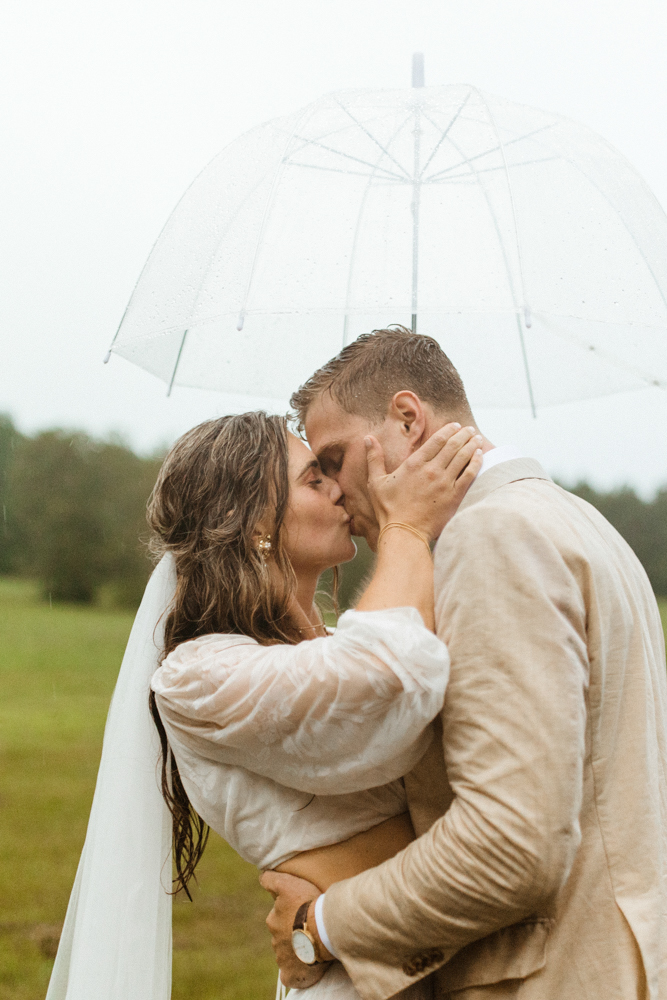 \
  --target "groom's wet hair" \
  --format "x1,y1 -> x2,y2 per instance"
290,325 -> 471,433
